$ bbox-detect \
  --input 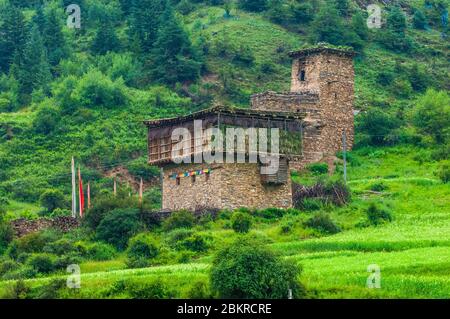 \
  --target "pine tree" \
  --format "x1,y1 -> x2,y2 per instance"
14,24 -> 52,98
42,7 -> 67,67
129,0 -> 167,53
91,19 -> 121,55
0,3 -> 27,73
335,0 -> 350,17
148,4 -> 201,84
413,9 -> 427,30
381,6 -> 413,52
351,10 -> 369,40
